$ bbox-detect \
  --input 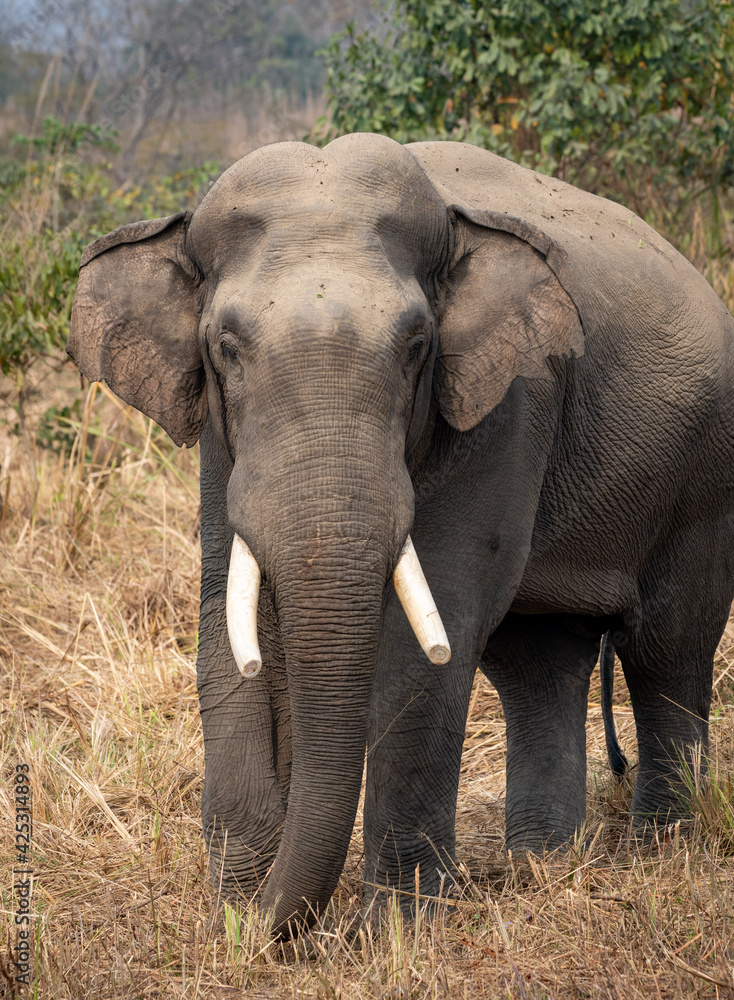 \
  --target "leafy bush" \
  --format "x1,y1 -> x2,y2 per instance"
0,118 -> 217,381
324,0 -> 734,206
0,157 -> 27,200
0,230 -> 85,380
13,115 -> 119,156
0,116 -> 218,478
